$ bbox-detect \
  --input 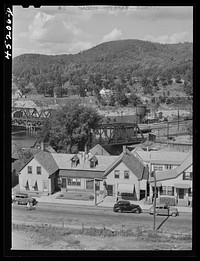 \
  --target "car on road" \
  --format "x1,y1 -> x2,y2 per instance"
149,204 -> 179,217
113,200 -> 142,214
12,193 -> 38,206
